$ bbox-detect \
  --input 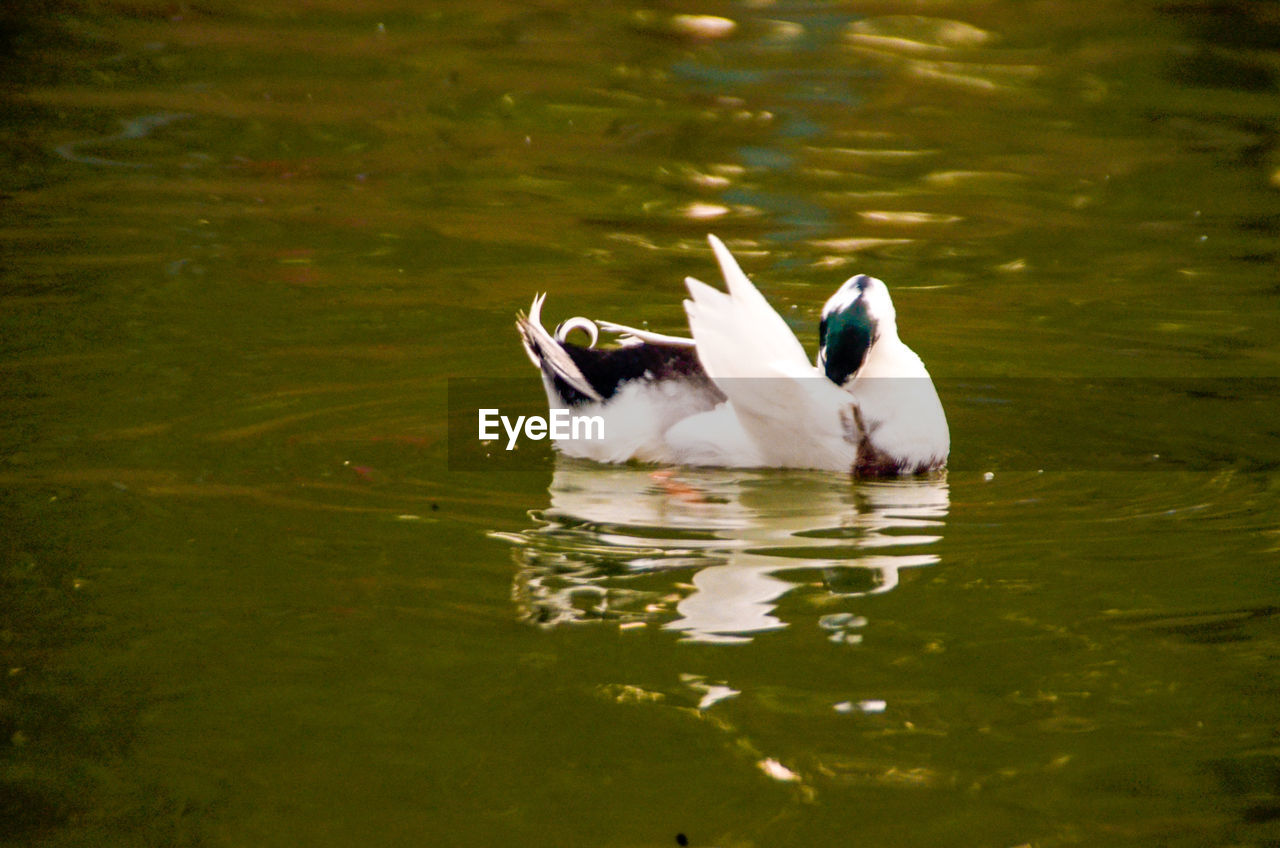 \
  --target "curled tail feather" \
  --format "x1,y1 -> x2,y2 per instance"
516,294 -> 603,402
